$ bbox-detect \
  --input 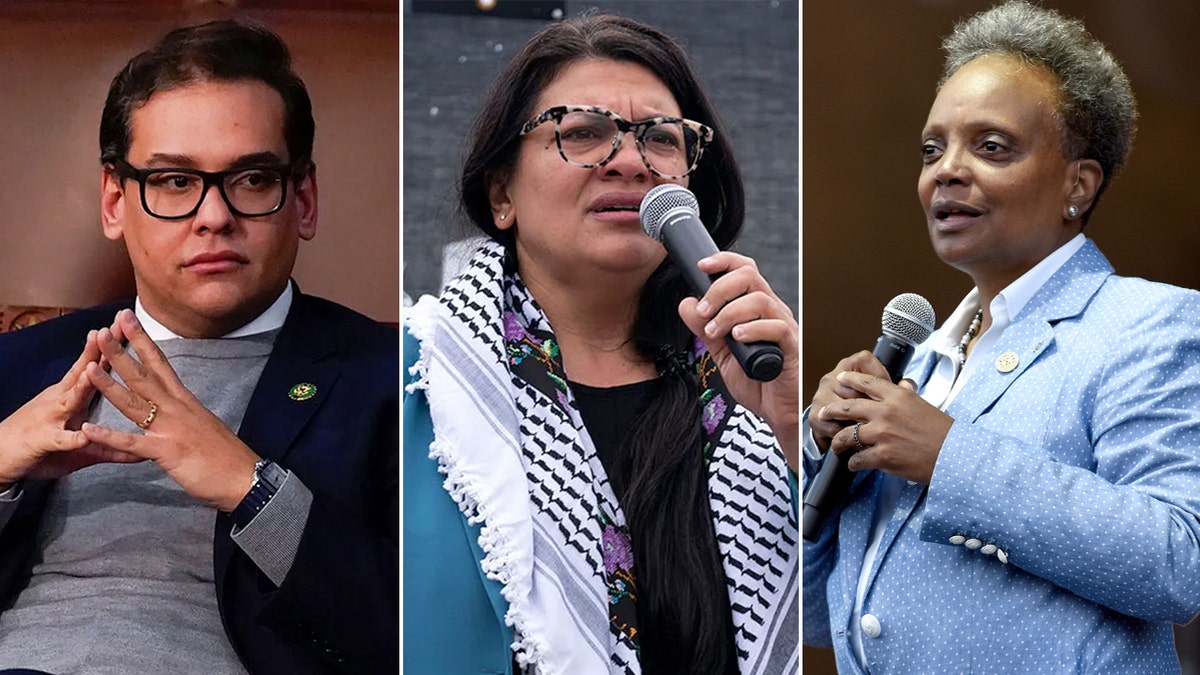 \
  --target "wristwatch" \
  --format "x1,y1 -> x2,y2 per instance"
231,459 -> 287,529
